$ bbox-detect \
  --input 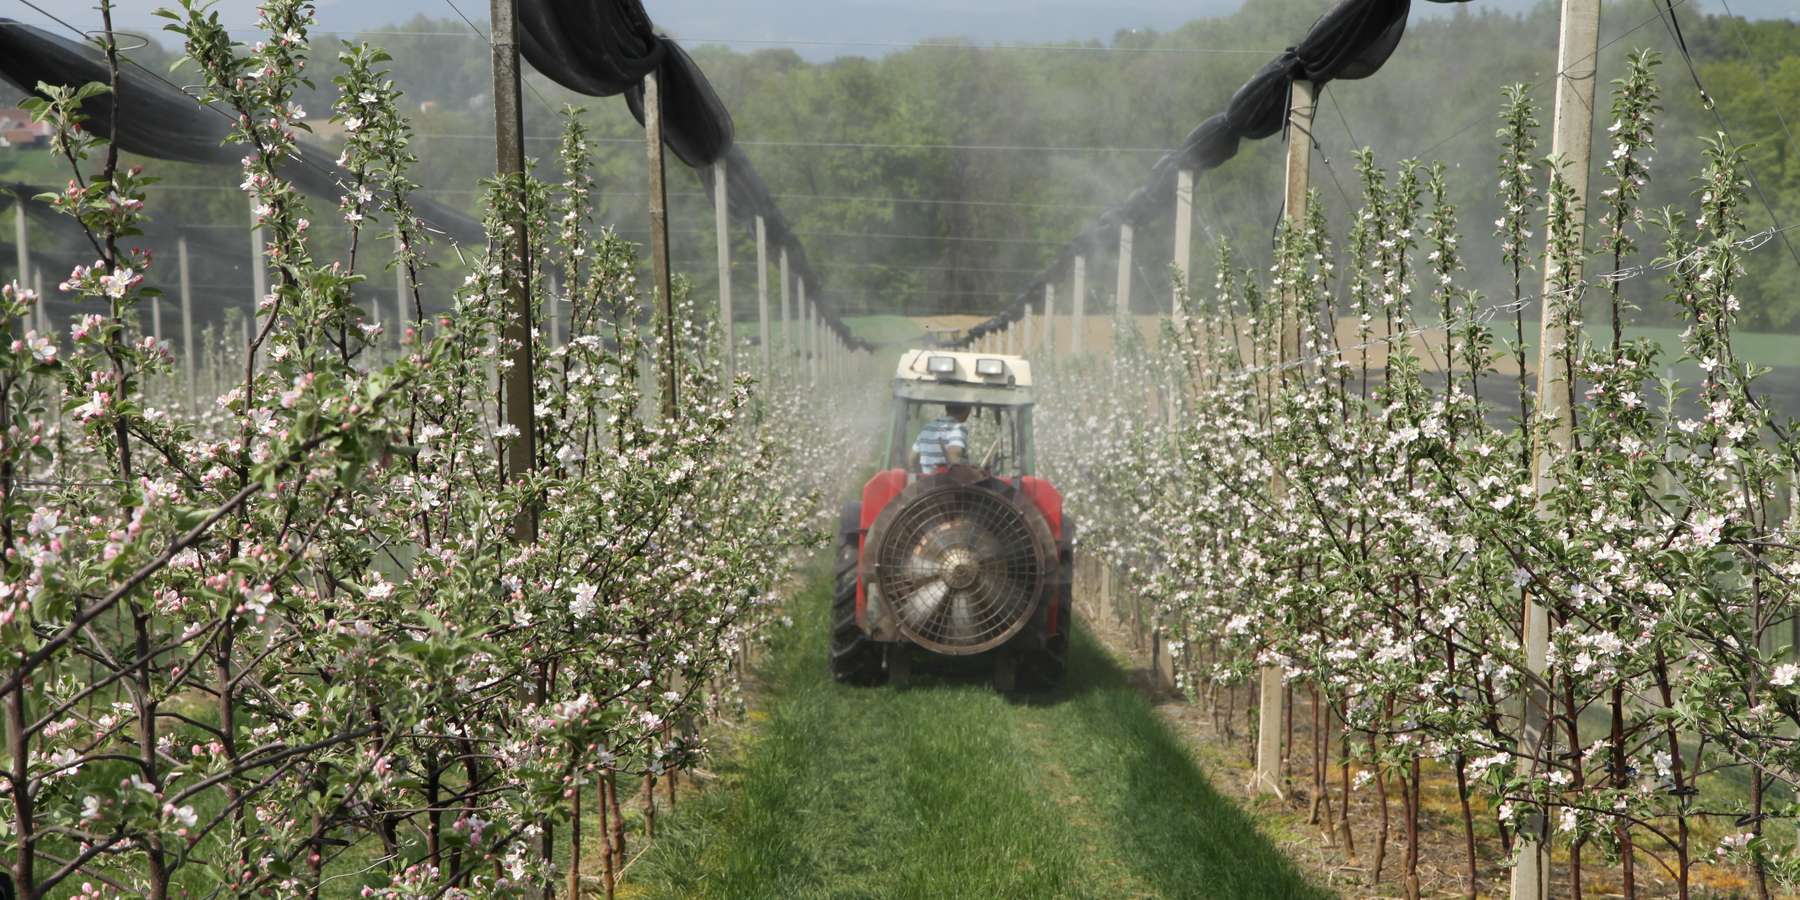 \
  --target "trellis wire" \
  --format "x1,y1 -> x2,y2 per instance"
1217,222 -> 1800,382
